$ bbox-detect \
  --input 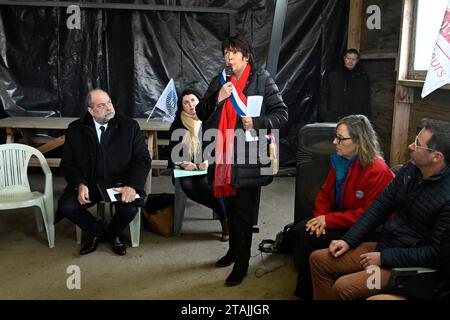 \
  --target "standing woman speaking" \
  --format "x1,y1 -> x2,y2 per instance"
196,34 -> 288,286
